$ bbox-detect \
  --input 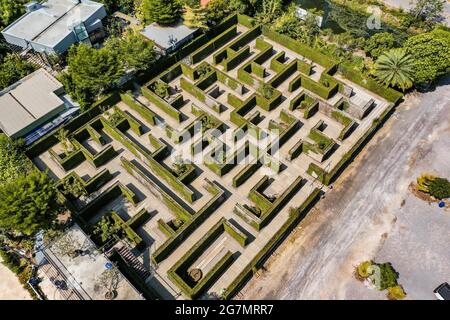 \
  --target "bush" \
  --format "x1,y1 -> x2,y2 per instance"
387,285 -> 406,300
428,177 -> 450,199
377,262 -> 399,290
356,260 -> 374,280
